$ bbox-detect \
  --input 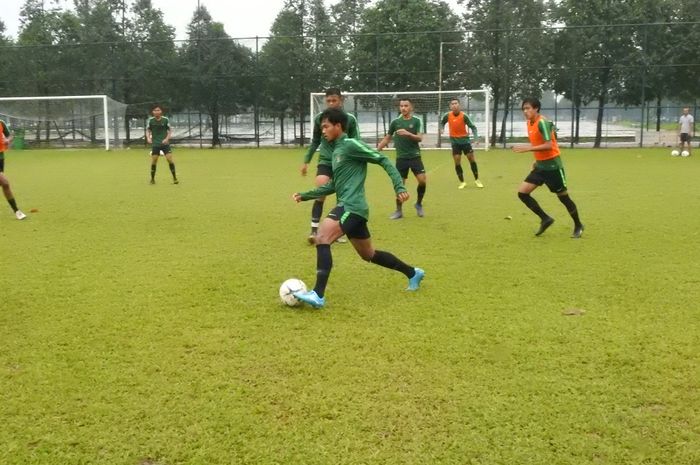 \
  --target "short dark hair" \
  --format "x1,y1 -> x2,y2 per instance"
450,98 -> 460,103
151,104 -> 163,112
320,108 -> 348,131
325,88 -> 342,97
399,98 -> 413,104
521,97 -> 541,112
